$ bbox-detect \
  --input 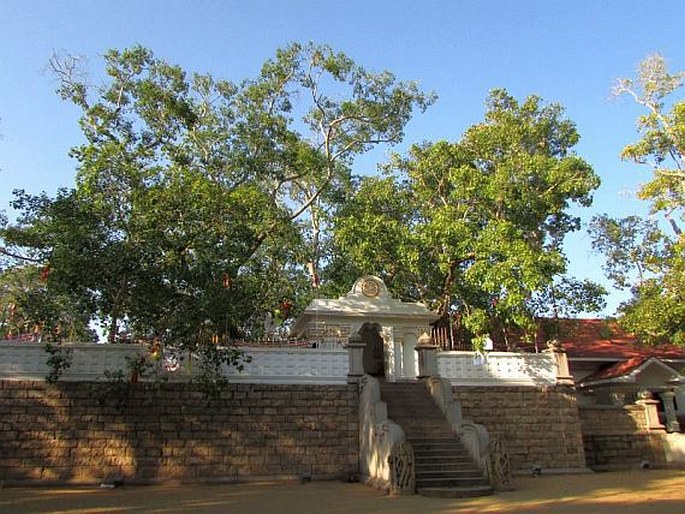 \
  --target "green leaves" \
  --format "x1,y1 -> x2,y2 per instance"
3,42 -> 432,350
615,54 -> 684,222
589,215 -> 667,289
333,89 -> 602,346
591,54 -> 685,345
